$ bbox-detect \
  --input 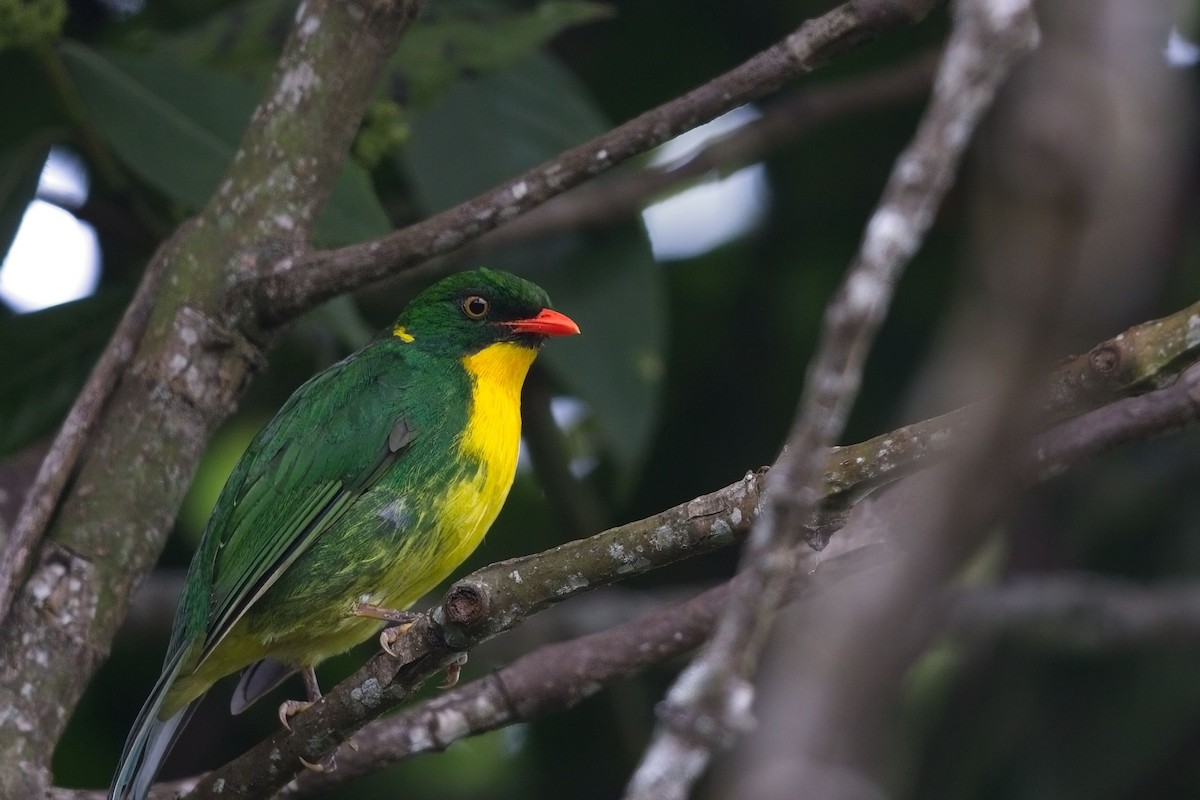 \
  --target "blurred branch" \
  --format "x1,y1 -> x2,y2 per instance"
624,2 -> 1038,798
824,299 -> 1200,510
472,50 -> 940,252
253,0 -> 946,326
717,0 -> 1173,794
948,574 -> 1200,649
